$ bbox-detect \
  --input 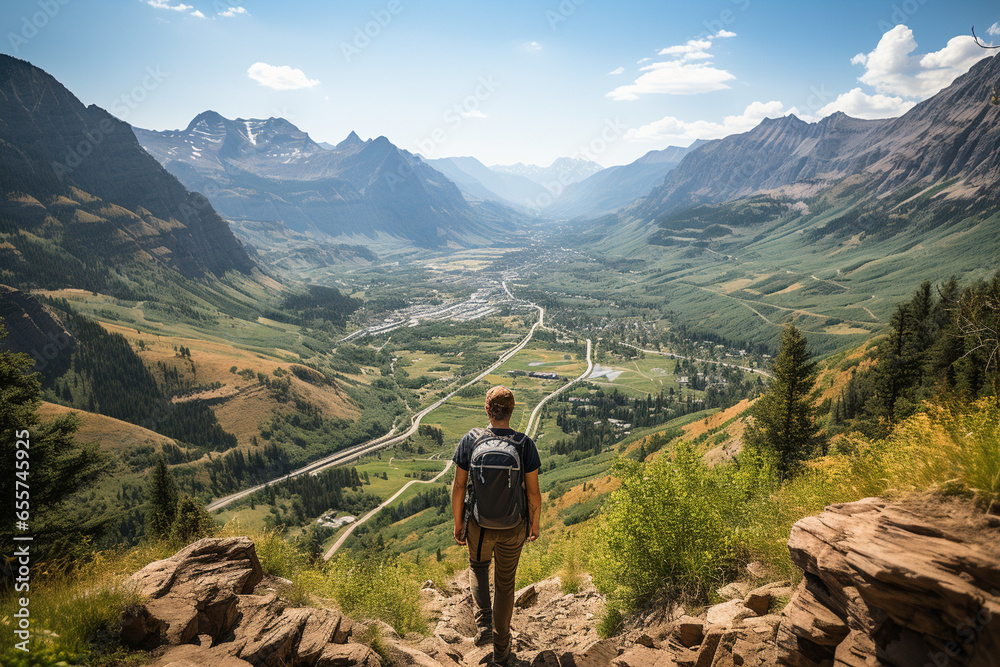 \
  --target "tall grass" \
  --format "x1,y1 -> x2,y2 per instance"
592,397 -> 1000,616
